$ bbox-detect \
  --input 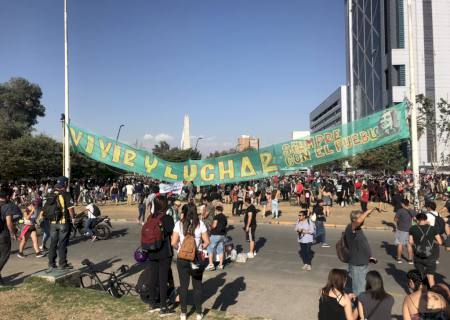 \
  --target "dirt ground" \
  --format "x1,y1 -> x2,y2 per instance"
77,199 -> 447,229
